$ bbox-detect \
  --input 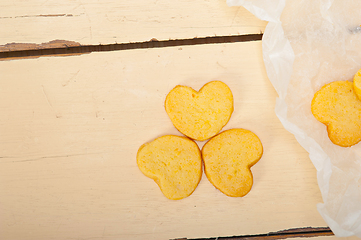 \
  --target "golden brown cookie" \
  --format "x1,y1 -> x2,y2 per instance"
165,81 -> 233,141
311,81 -> 361,147
353,69 -> 361,100
137,135 -> 202,200
202,129 -> 263,197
